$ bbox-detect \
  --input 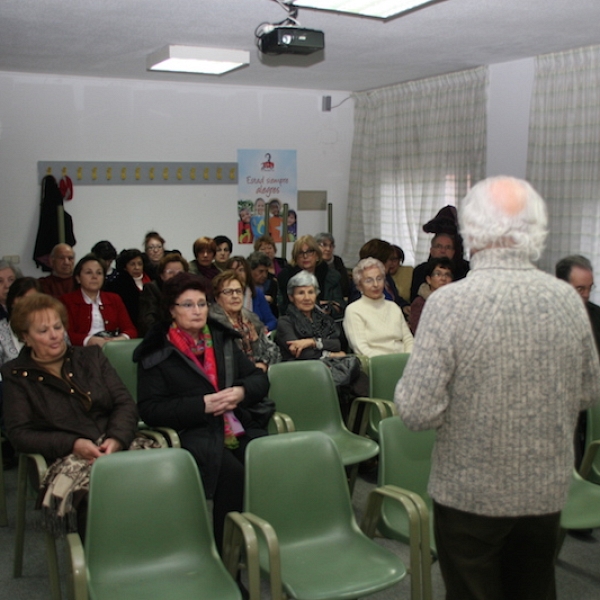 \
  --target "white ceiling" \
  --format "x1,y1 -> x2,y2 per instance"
2,0 -> 600,92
